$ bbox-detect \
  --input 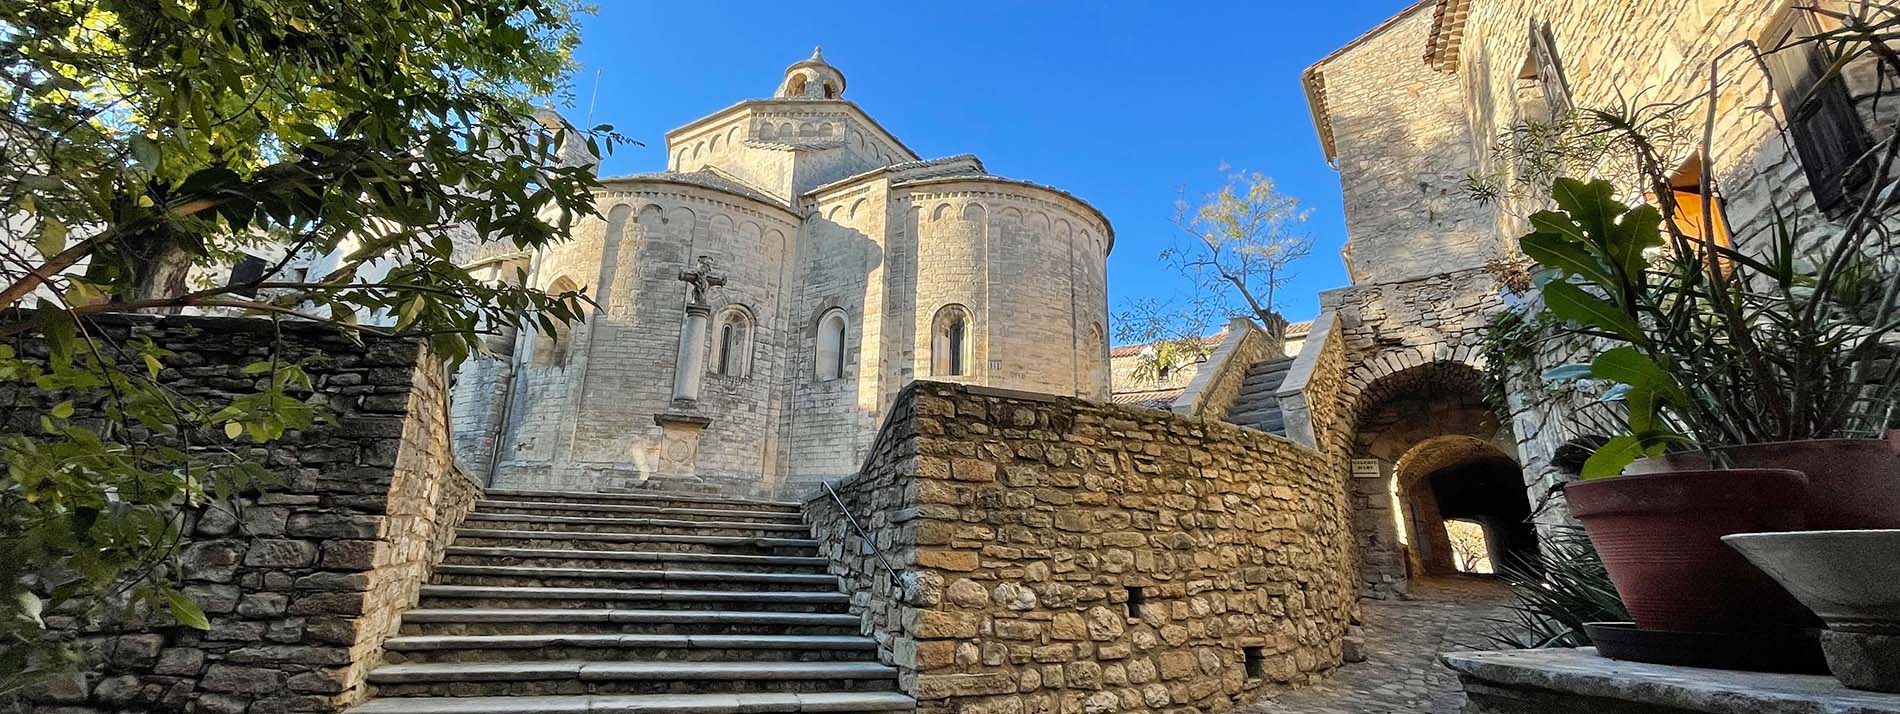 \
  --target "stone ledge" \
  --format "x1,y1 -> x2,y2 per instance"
1443,648 -> 1900,714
